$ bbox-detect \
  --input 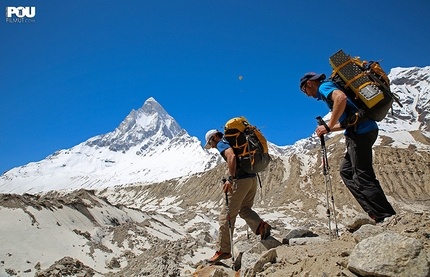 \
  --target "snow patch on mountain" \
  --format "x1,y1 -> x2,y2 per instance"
378,66 -> 430,148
